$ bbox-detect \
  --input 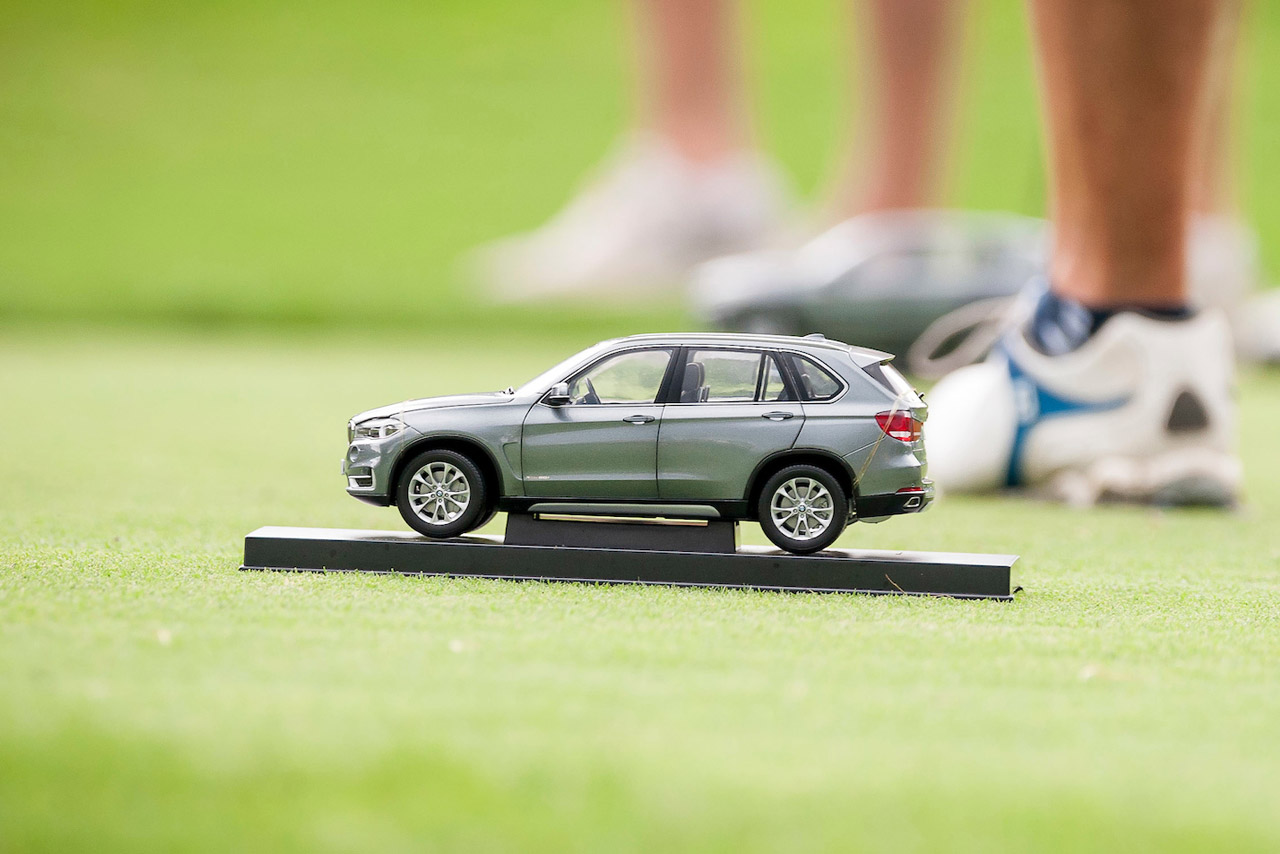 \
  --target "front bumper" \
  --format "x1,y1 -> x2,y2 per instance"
342,433 -> 413,506
857,480 -> 935,519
